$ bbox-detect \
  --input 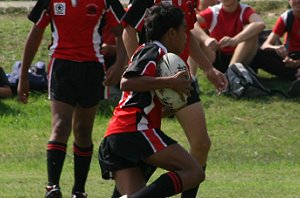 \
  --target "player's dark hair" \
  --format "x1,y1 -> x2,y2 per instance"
144,3 -> 185,42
